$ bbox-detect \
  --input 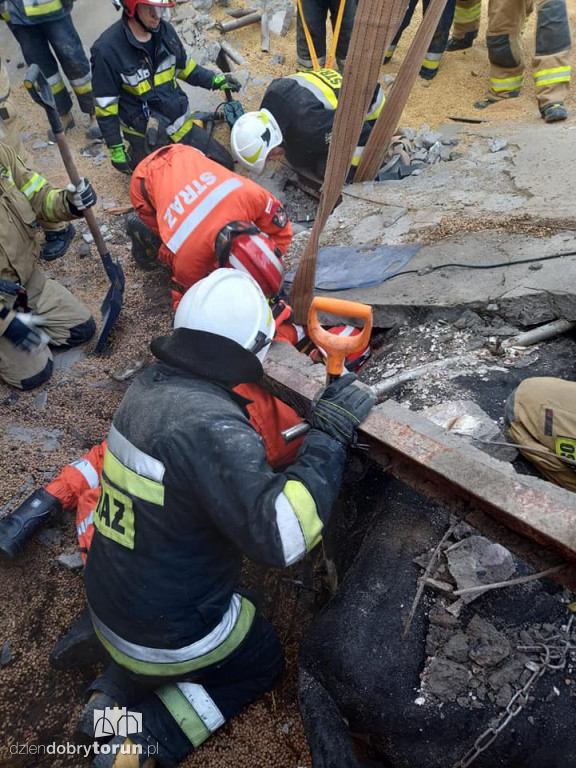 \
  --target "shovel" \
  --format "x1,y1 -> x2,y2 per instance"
282,297 -> 373,442
24,64 -> 125,354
